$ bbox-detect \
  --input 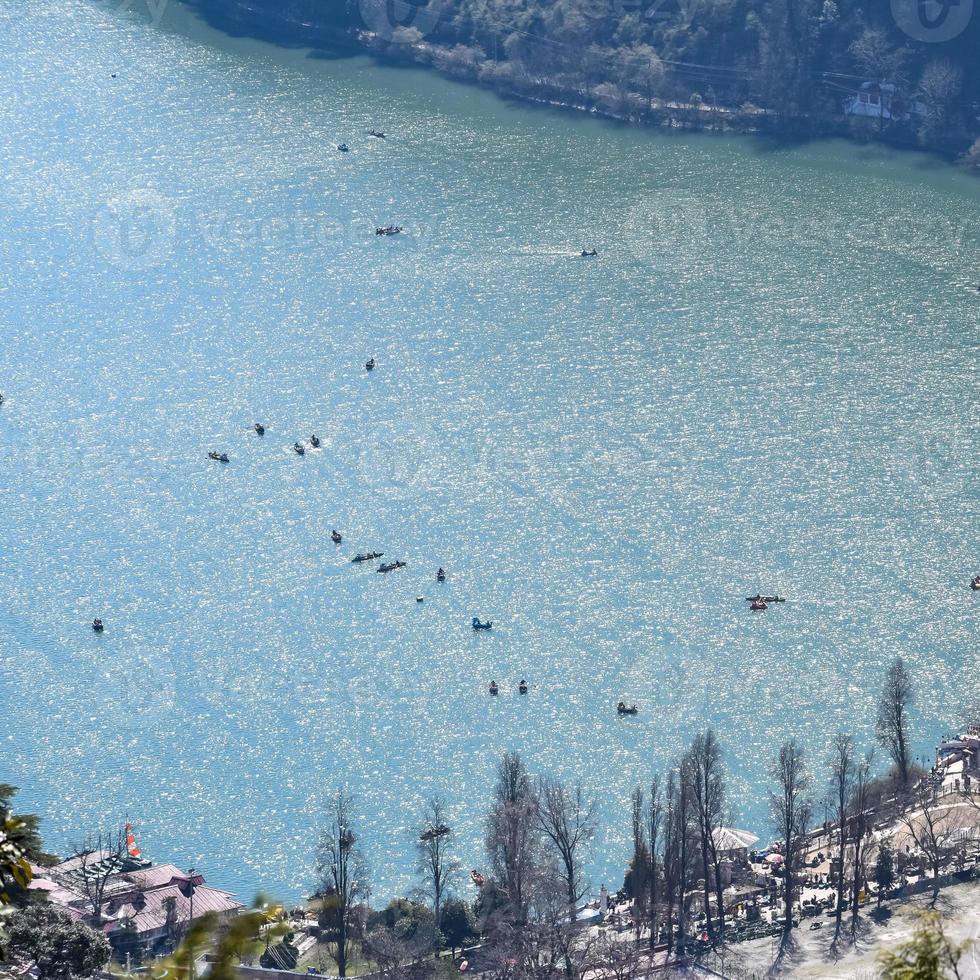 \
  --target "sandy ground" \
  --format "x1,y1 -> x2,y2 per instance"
694,881 -> 980,979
